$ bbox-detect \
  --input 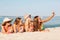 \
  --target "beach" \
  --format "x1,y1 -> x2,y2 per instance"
0,16 -> 60,40
0,27 -> 60,40
0,0 -> 60,40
